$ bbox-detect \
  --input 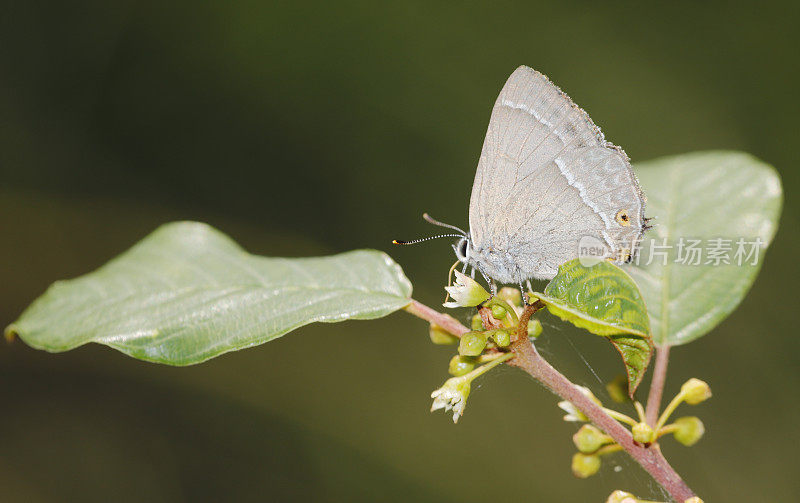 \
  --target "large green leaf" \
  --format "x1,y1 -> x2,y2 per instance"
533,259 -> 653,395
628,151 -> 782,346
5,222 -> 413,365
